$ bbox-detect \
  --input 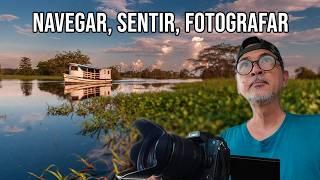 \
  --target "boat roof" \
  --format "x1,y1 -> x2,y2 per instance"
69,63 -> 110,70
